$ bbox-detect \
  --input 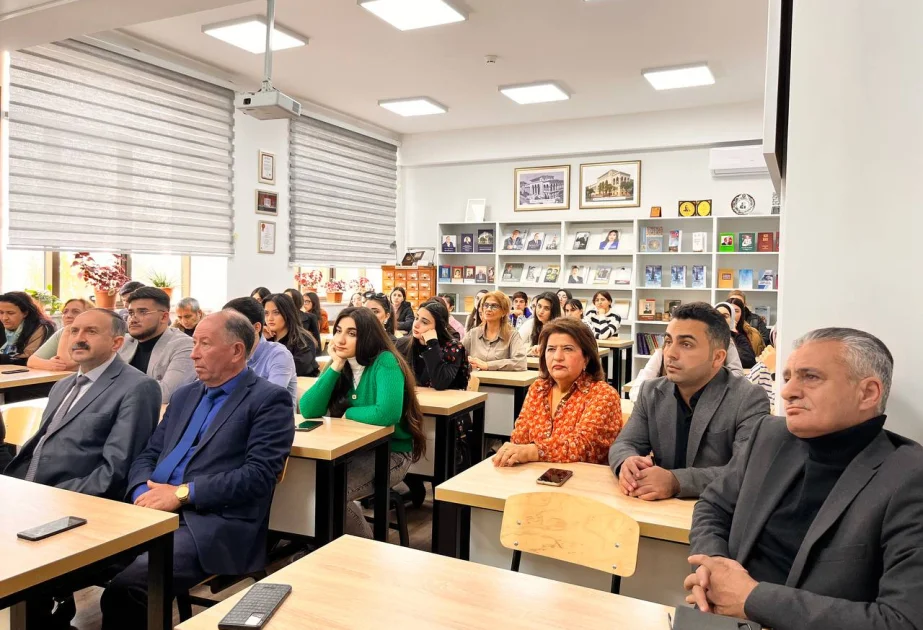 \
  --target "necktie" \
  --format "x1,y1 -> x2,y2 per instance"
24,375 -> 90,483
150,388 -> 223,484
